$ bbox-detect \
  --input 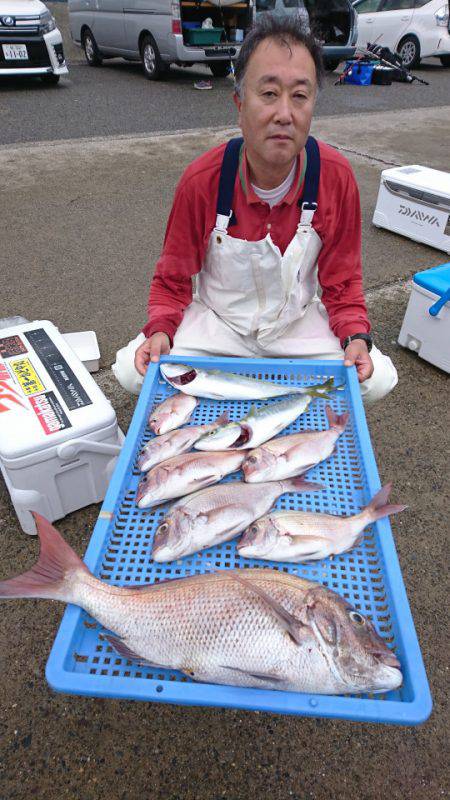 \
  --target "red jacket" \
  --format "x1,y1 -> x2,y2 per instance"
143,139 -> 371,345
